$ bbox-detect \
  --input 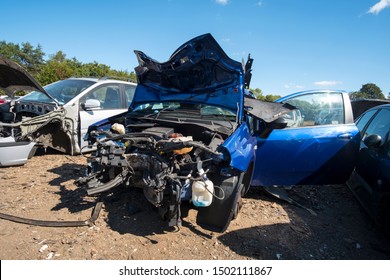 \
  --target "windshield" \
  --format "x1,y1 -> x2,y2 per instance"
130,102 -> 236,120
20,79 -> 96,105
